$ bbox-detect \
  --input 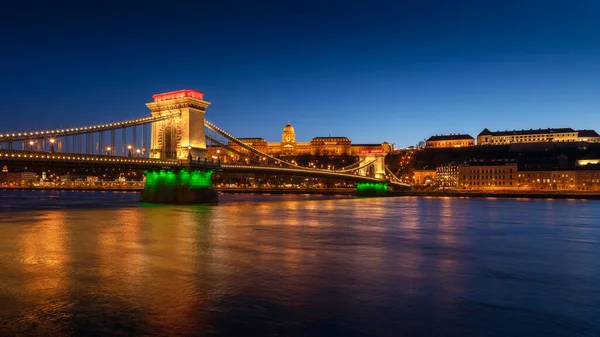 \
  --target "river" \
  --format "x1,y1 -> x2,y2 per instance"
0,190 -> 599,336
